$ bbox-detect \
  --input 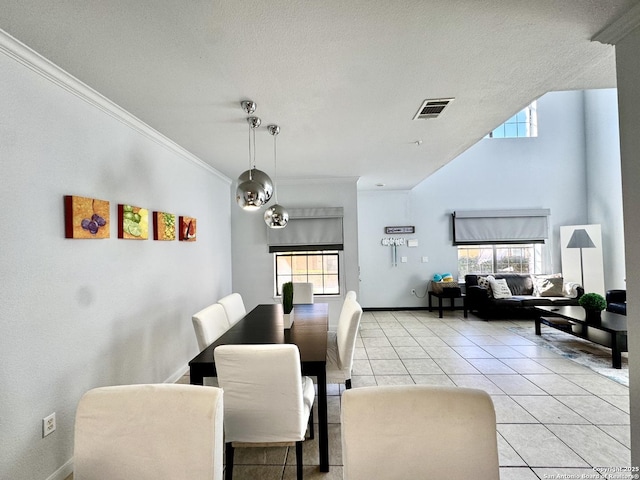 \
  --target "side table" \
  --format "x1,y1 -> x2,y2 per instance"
428,288 -> 465,318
